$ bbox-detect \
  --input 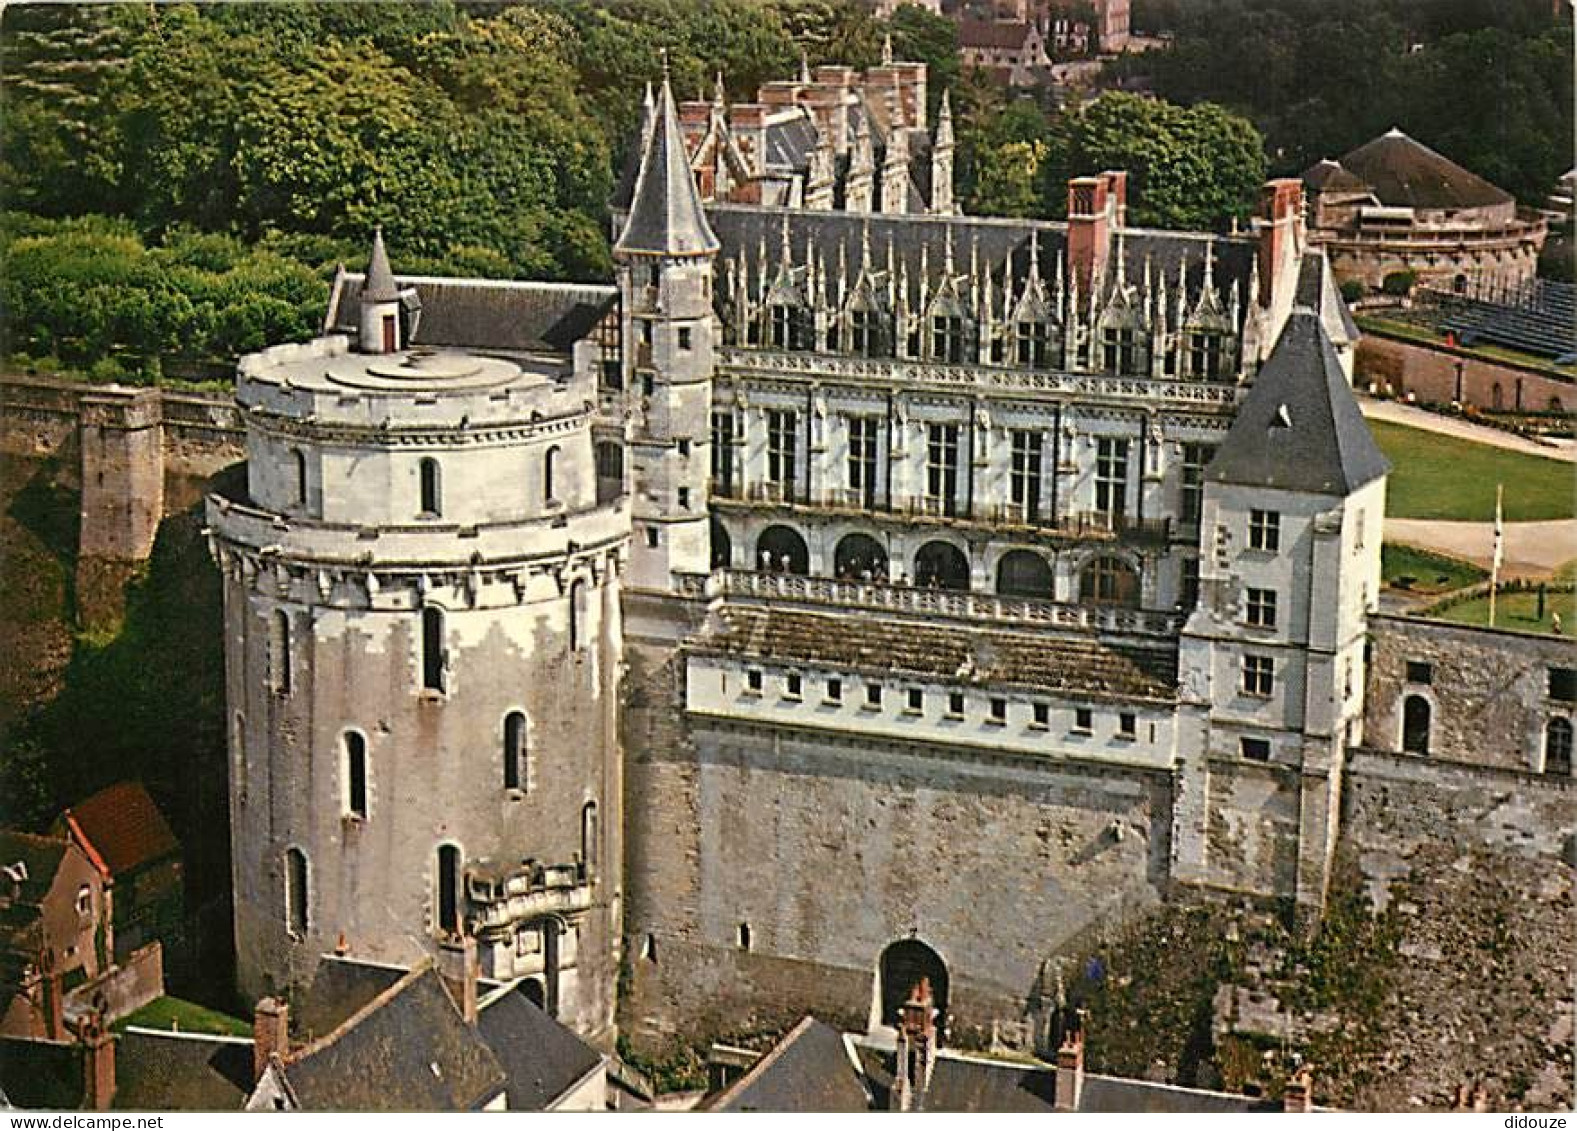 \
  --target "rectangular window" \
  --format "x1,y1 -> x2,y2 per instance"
988,697 -> 1007,724
1010,430 -> 1044,521
677,326 -> 692,351
1179,557 -> 1201,611
1241,737 -> 1271,762
1073,707 -> 1093,734
850,310 -> 875,356
1118,712 -> 1137,739
1188,331 -> 1225,379
926,423 -> 961,516
825,677 -> 843,704
1550,668 -> 1577,702
645,526 -> 660,548
711,411 -> 736,497
677,487 -> 691,509
931,314 -> 963,363
1032,702 -> 1050,729
1242,655 -> 1275,698
1095,438 -> 1129,521
770,305 -> 792,349
906,688 -> 924,714
1101,327 -> 1138,374
847,416 -> 880,508
1406,661 -> 1433,685
865,682 -> 883,708
1249,509 -> 1281,552
785,672 -> 802,699
745,669 -> 763,694
767,410 -> 798,498
1015,320 -> 1050,367
947,691 -> 965,718
1245,588 -> 1278,628
1180,443 -> 1213,525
